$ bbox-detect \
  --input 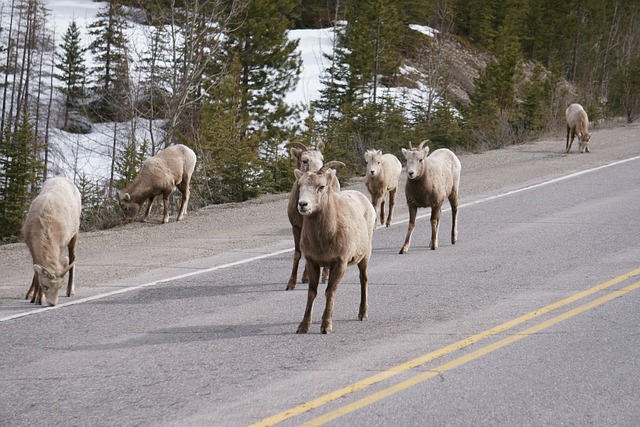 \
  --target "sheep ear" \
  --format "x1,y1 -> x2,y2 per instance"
123,193 -> 131,202
316,140 -> 325,152
294,169 -> 303,180
376,149 -> 382,156
290,148 -> 302,158
34,264 -> 53,278
401,148 -> 408,158
422,145 -> 430,156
